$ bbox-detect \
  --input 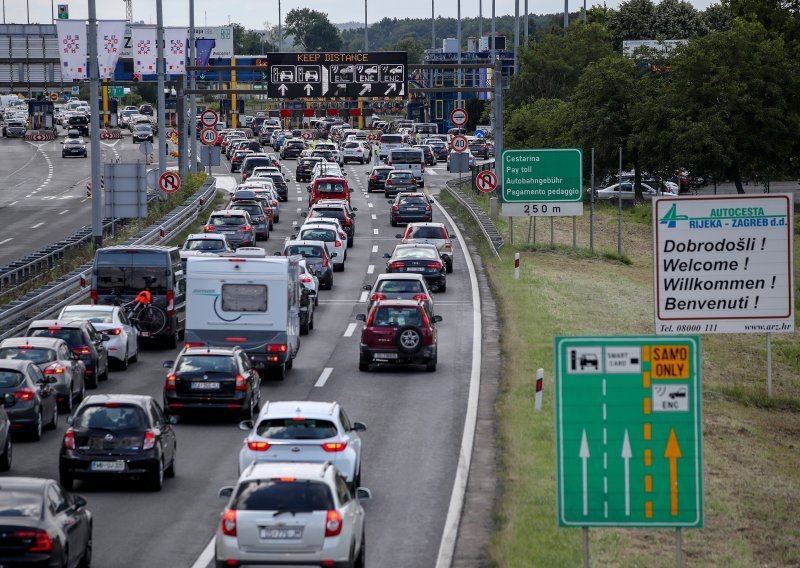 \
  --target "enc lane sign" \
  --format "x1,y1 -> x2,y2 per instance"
200,109 -> 219,128
475,170 -> 497,193
556,336 -> 703,528
450,108 -> 468,127
501,149 -> 583,217
159,171 -> 181,194
653,194 -> 794,334
200,127 -> 218,145
450,135 -> 468,153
